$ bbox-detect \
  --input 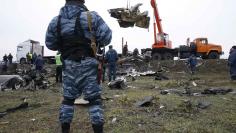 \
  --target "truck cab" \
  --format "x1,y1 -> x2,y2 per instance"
16,40 -> 44,64
192,38 -> 223,59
